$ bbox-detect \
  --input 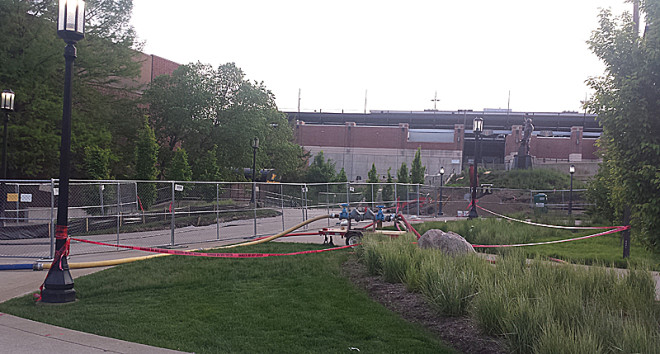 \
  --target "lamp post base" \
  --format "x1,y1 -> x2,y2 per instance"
41,287 -> 76,303
468,206 -> 478,219
41,254 -> 75,303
